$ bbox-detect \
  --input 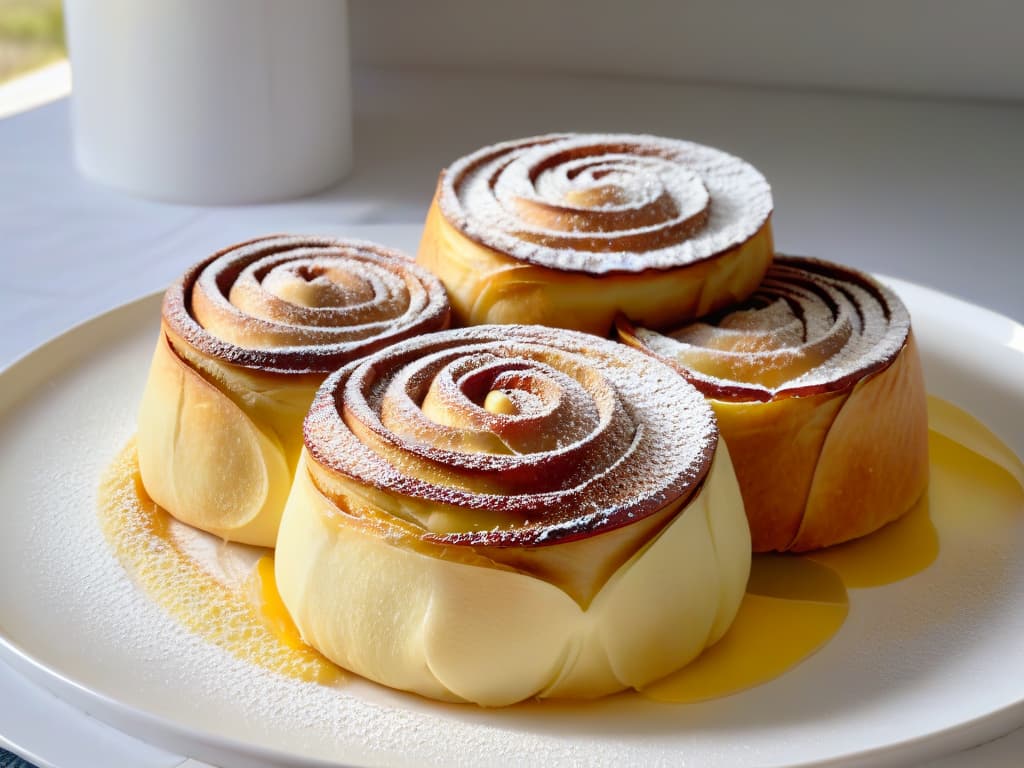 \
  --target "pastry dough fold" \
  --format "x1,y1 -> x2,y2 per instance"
619,256 -> 929,551
137,235 -> 450,546
275,325 -> 751,704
